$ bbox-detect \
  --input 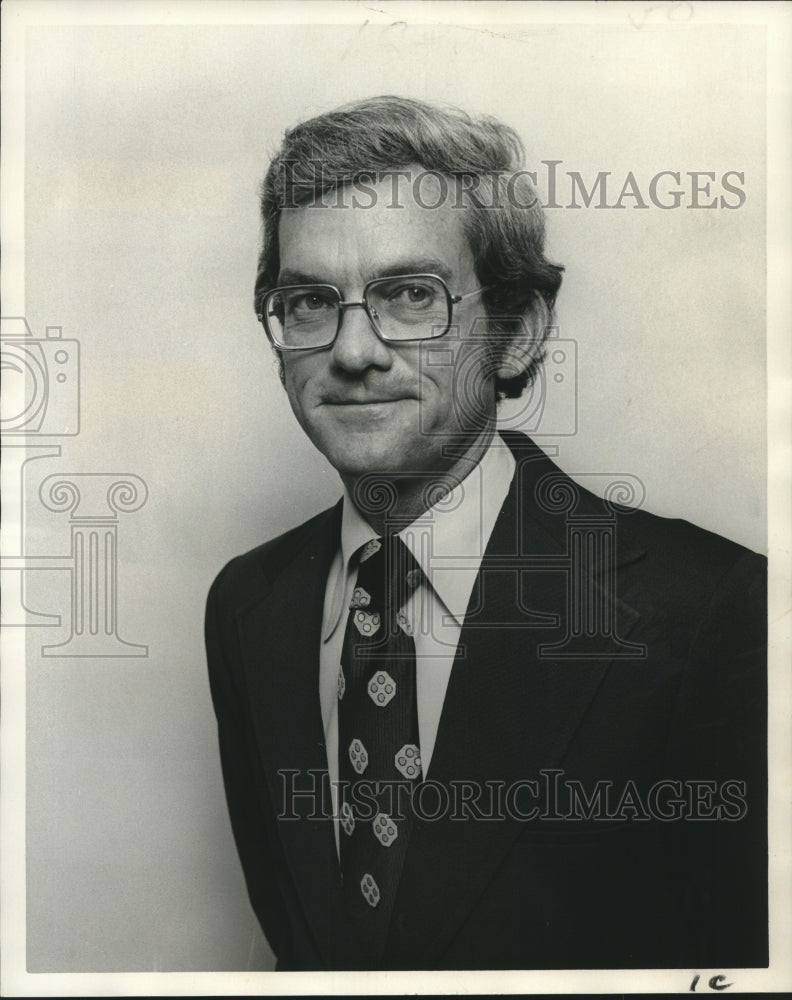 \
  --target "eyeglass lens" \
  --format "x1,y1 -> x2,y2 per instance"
265,275 -> 451,348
